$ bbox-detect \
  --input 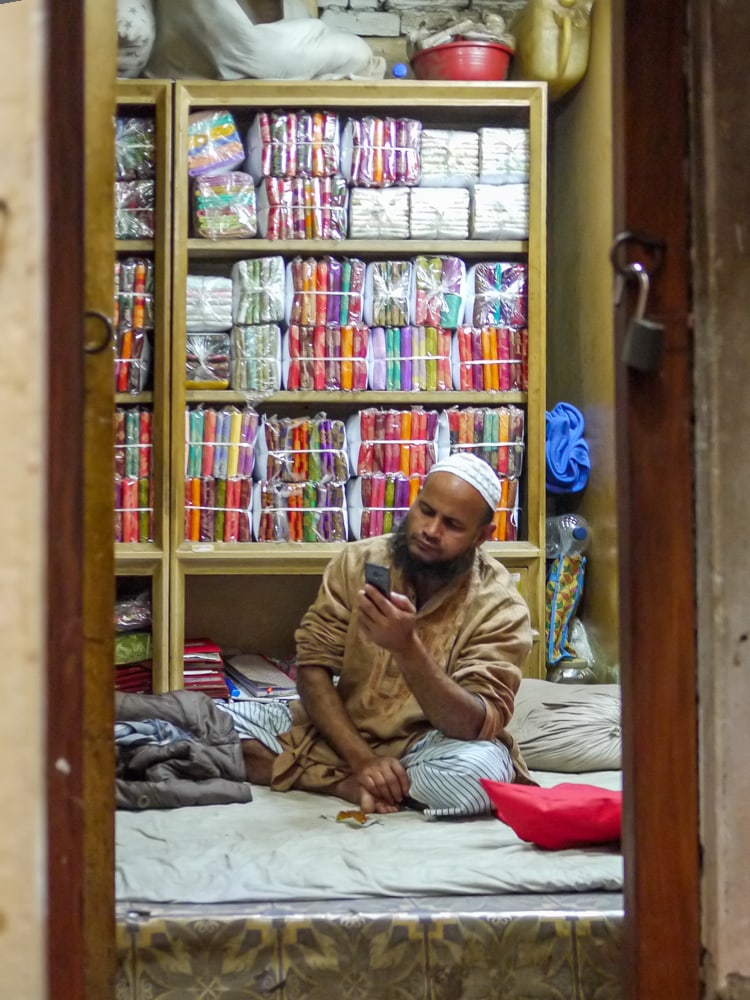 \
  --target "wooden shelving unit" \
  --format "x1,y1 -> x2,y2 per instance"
114,79 -> 173,692
162,79 -> 547,685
